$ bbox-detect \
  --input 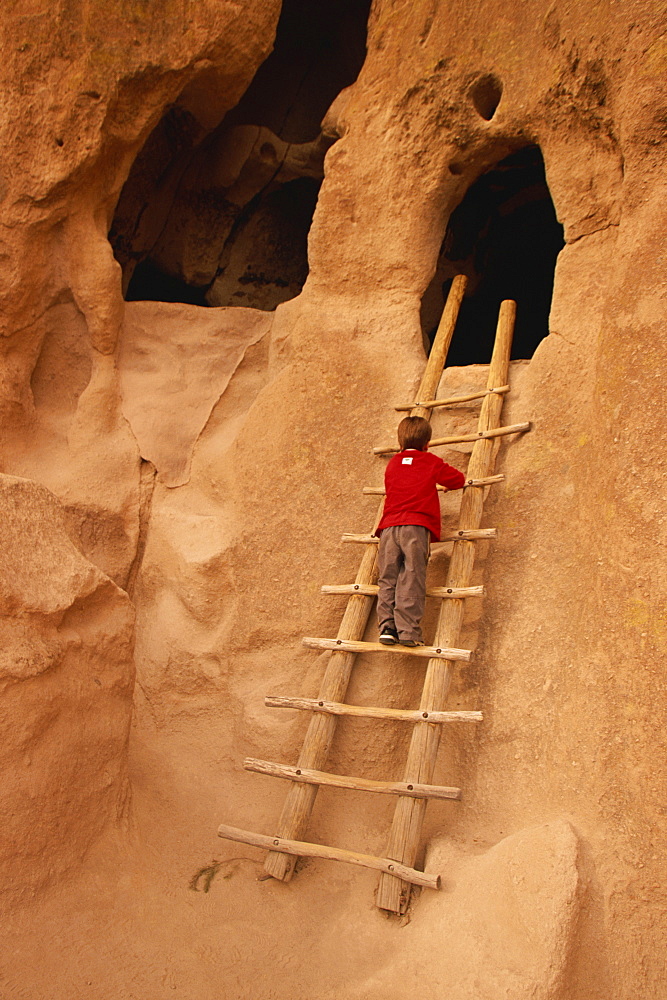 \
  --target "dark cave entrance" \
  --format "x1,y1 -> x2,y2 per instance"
110,0 -> 372,310
421,146 -> 565,364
